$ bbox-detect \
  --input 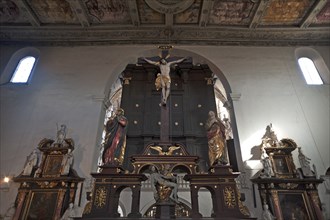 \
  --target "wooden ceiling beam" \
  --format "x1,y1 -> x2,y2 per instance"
300,0 -> 327,28
19,0 -> 40,27
128,0 -> 140,26
249,0 -> 270,28
199,0 -> 213,27
67,0 -> 90,27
